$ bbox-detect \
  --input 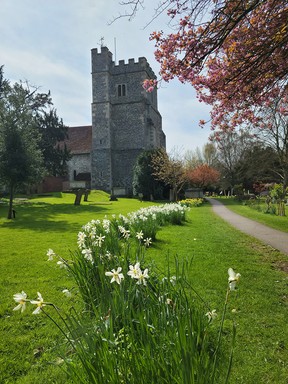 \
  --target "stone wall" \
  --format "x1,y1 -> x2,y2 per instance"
67,153 -> 91,183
